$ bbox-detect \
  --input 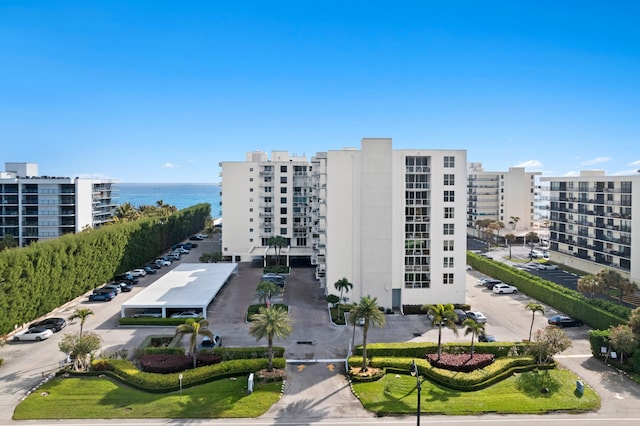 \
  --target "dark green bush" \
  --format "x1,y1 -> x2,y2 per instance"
326,294 -> 340,305
263,265 -> 289,274
353,341 -> 530,359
